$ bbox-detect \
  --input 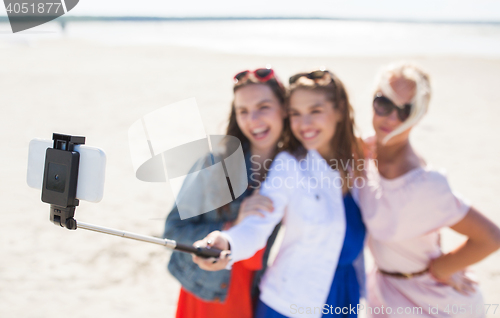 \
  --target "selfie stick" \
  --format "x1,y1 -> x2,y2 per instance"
75,221 -> 221,258
42,133 -> 222,259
